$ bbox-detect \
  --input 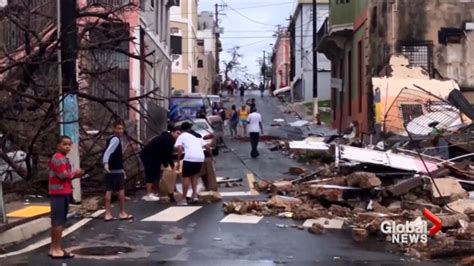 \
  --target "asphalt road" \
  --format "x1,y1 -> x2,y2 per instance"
1,92 -> 452,265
